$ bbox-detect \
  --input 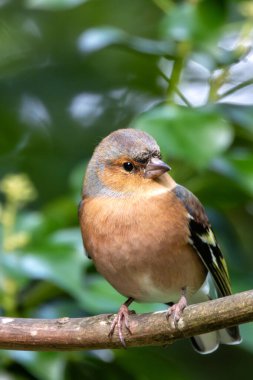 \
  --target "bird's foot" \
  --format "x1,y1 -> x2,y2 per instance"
108,297 -> 134,347
166,293 -> 187,327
